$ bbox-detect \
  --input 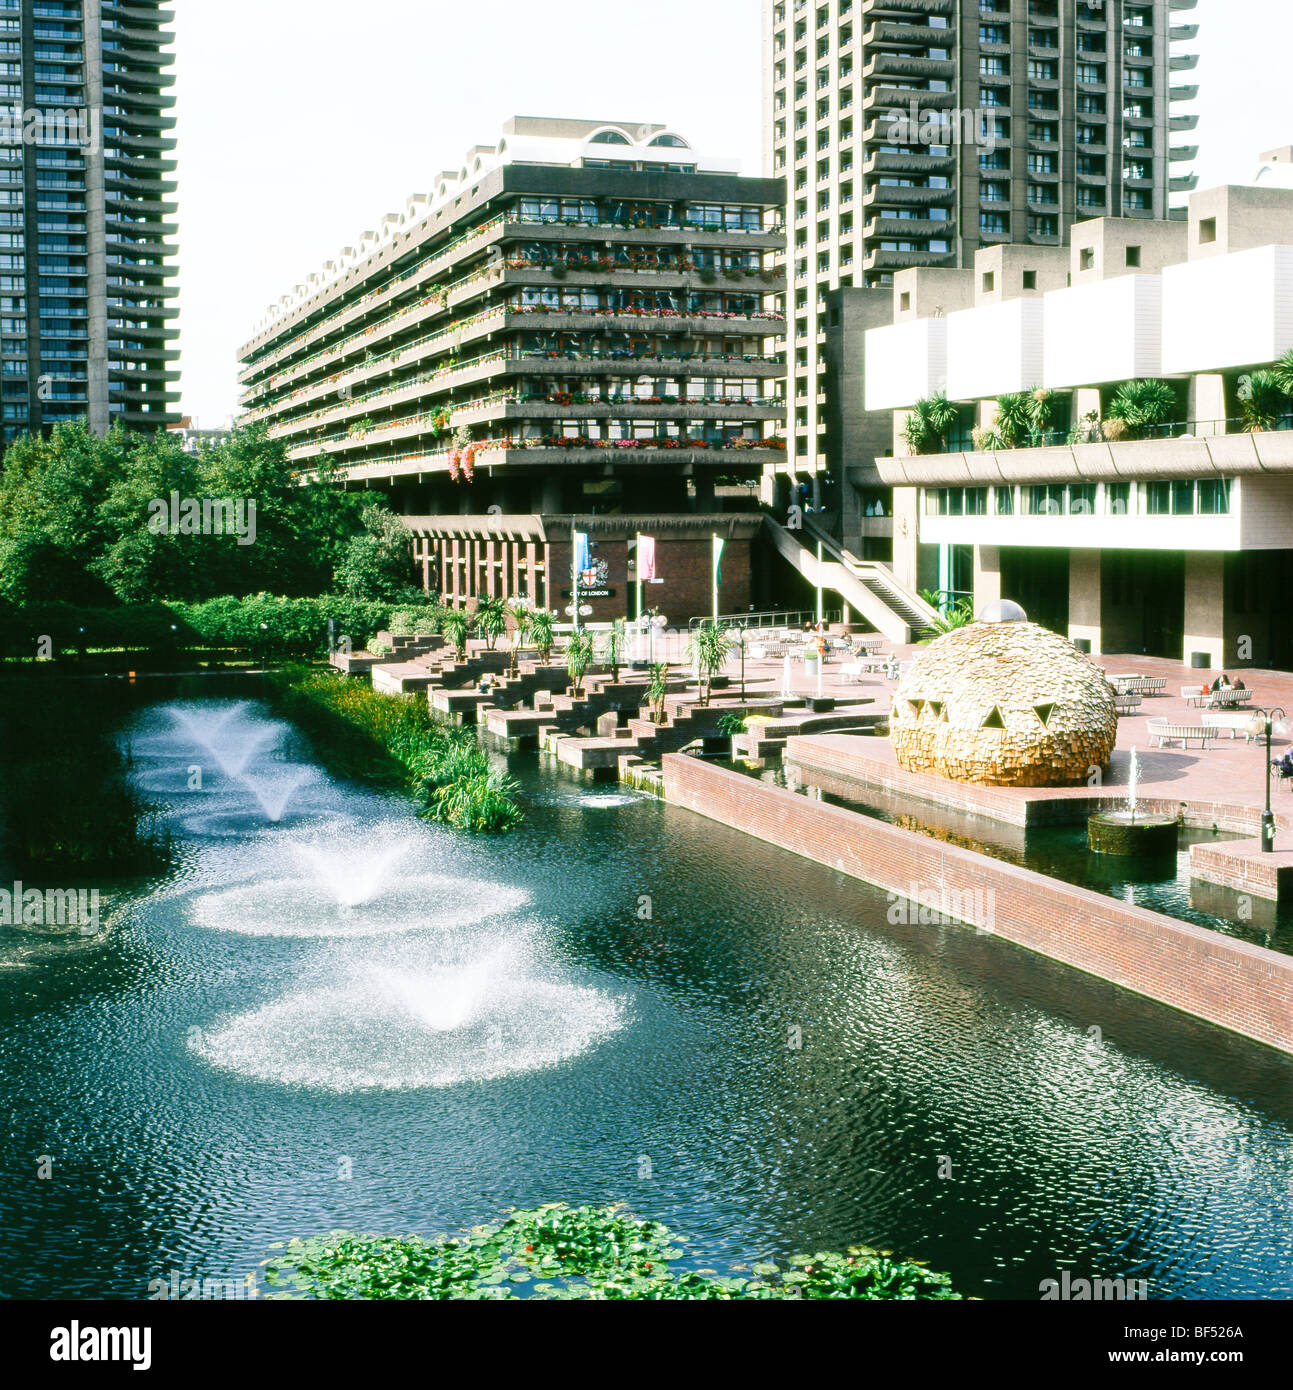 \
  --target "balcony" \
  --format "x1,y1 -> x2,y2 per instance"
865,215 -> 955,240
